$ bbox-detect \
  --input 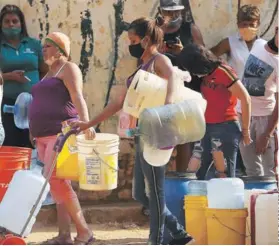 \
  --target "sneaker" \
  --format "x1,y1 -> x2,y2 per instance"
168,234 -> 195,245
